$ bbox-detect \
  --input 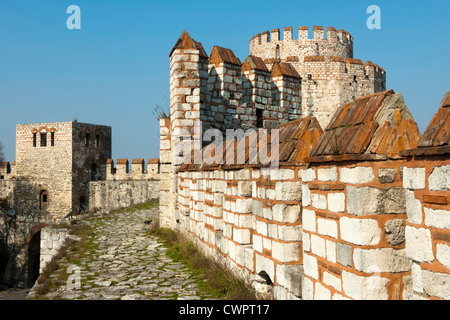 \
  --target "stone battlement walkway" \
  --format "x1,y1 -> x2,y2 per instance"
27,204 -> 215,300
